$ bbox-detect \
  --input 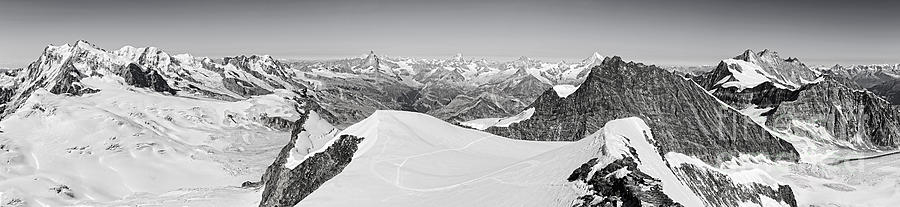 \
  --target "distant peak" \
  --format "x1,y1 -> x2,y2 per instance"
741,49 -> 755,56
74,40 -> 92,46
758,49 -> 779,57
583,51 -> 604,64
601,56 -> 625,65
517,56 -> 532,61
453,53 -> 464,61
734,49 -> 758,62
363,50 -> 379,59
